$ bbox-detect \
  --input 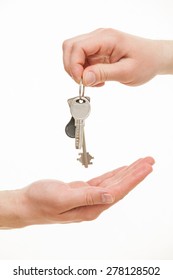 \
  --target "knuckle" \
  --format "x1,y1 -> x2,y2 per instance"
71,41 -> 82,53
95,65 -> 107,83
98,27 -> 114,36
62,39 -> 72,51
104,27 -> 115,34
85,192 -> 95,206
